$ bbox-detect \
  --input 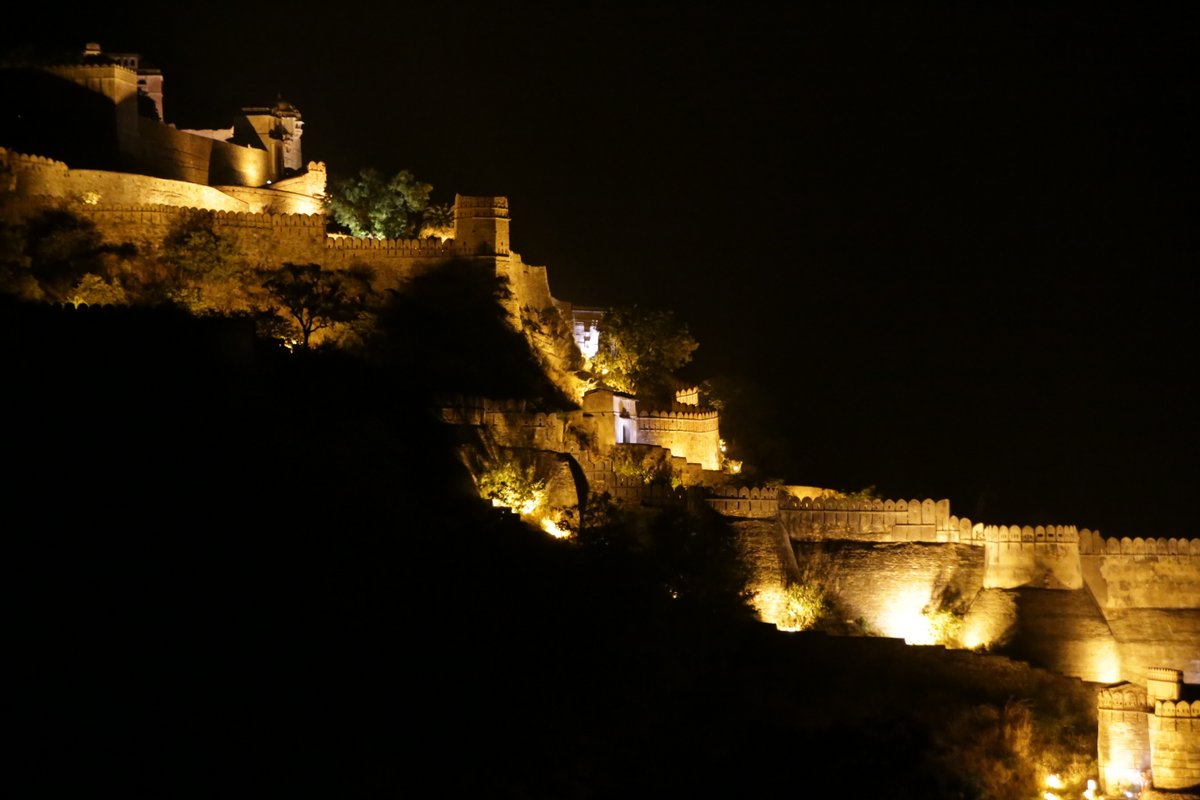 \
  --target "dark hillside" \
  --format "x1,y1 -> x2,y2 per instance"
6,298 -> 1096,798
